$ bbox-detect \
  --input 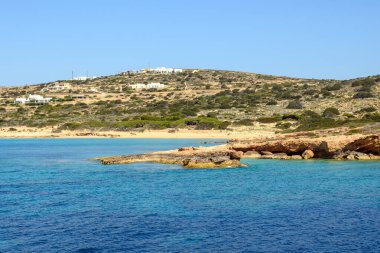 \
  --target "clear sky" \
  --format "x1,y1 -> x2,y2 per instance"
1,0 -> 379,85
